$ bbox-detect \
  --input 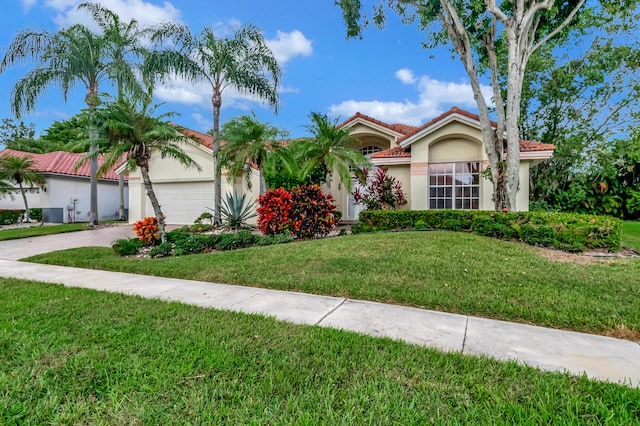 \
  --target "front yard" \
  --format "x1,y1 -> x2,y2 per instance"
26,230 -> 640,339
1,278 -> 638,424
